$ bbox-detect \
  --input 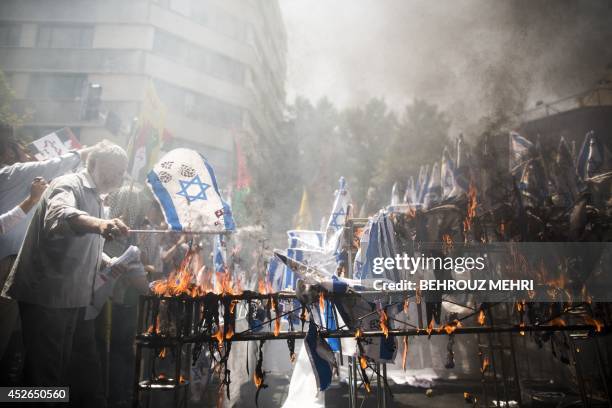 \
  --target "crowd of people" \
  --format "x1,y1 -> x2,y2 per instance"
0,124 -> 194,408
